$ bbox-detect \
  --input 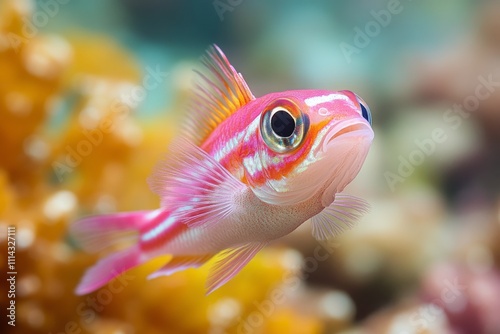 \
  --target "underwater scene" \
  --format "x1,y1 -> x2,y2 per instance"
1,0 -> 500,333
